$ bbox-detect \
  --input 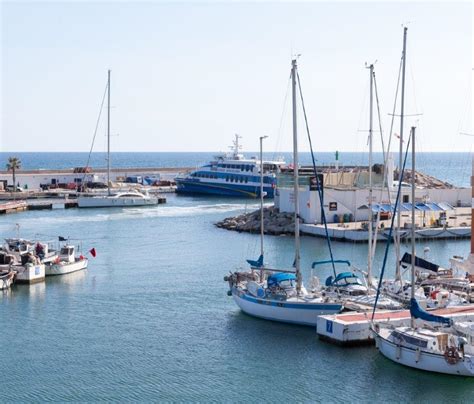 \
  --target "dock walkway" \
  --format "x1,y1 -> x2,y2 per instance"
317,305 -> 474,346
